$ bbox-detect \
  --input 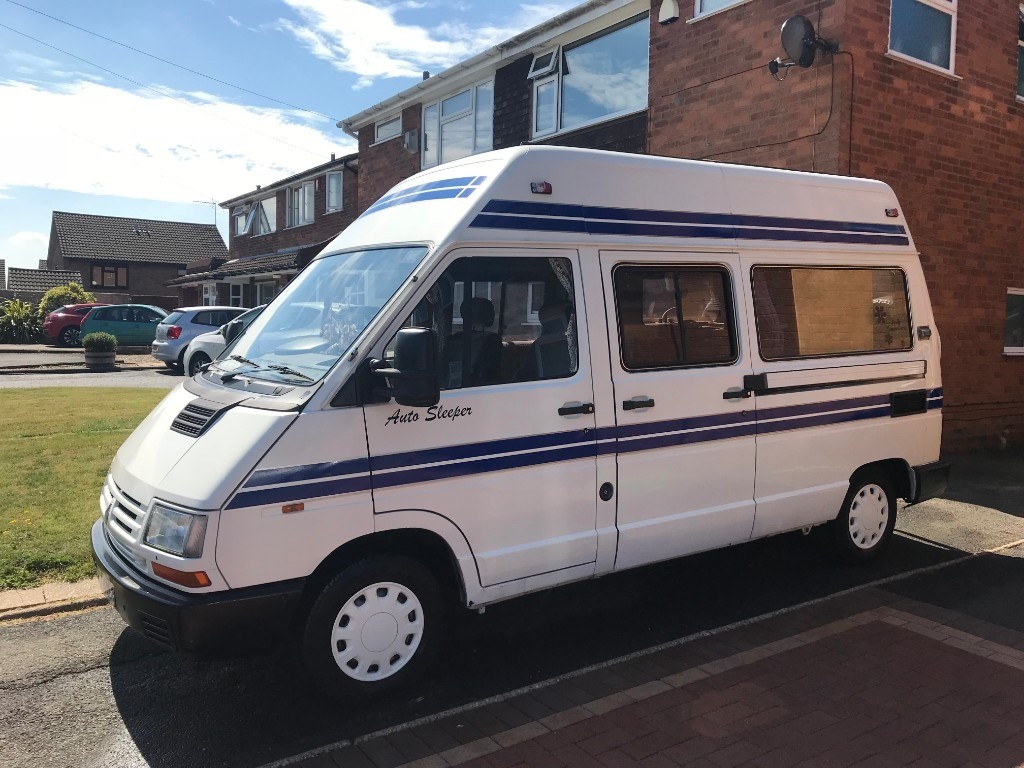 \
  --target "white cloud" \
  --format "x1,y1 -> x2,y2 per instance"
278,0 -> 577,85
0,79 -> 354,204
227,15 -> 242,26
2,231 -> 49,272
